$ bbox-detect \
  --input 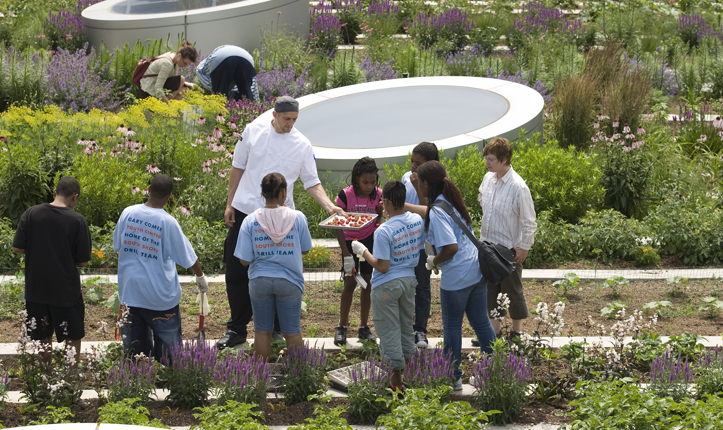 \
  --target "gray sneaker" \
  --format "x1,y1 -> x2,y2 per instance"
358,326 -> 376,342
414,331 -> 428,348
